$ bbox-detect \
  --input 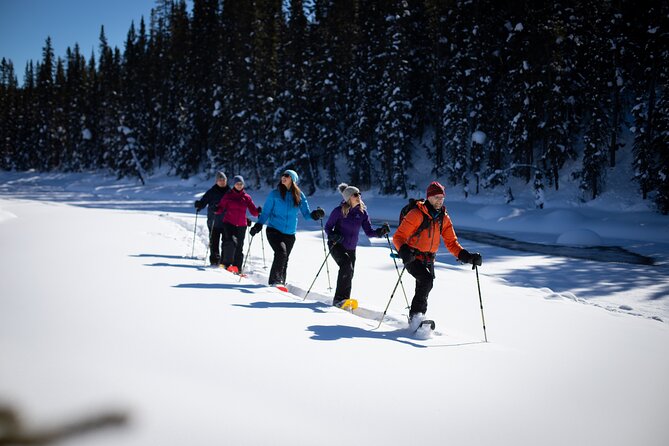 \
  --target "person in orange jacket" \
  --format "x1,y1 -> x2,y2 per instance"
393,181 -> 482,328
